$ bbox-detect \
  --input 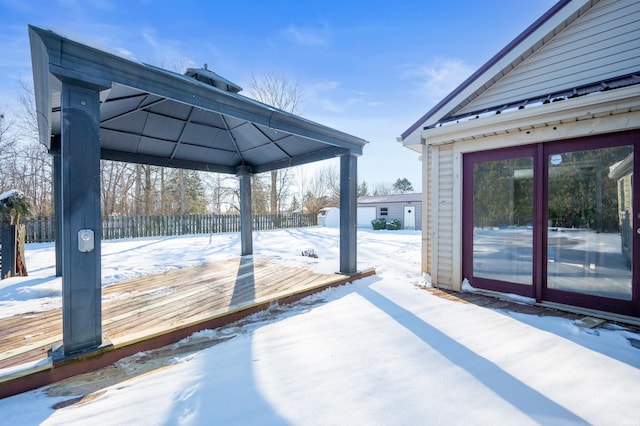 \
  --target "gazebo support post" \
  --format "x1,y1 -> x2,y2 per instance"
339,152 -> 358,275
50,136 -> 62,277
56,81 -> 104,357
237,165 -> 253,256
